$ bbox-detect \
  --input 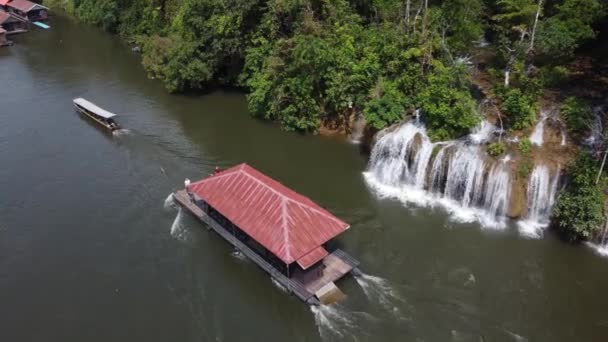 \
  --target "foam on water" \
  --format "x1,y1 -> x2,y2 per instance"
270,277 -> 288,293
231,249 -> 248,262
164,193 -> 176,210
364,171 -> 507,229
355,273 -> 406,320
311,305 -> 373,341
365,120 -> 512,230
587,243 -> 608,258
112,128 -> 132,137
518,165 -> 560,238
170,208 -> 185,238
